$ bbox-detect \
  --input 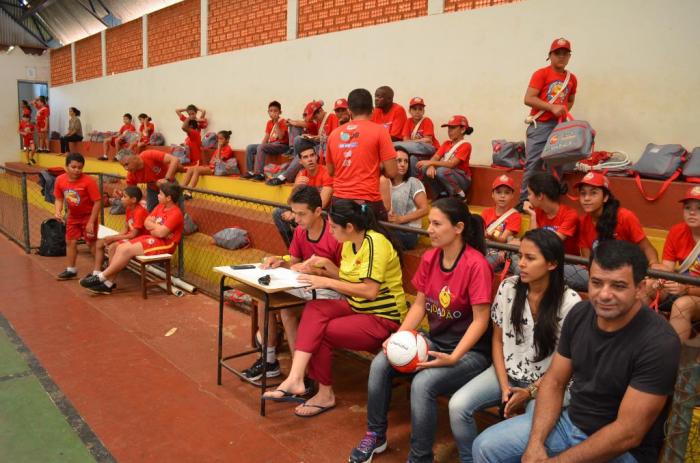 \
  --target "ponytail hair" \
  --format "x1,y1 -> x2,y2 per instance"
432,197 -> 486,255
465,126 -> 474,135
218,130 -> 232,142
329,199 -> 403,261
527,172 -> 567,202
596,188 -> 621,242
70,107 -> 81,117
